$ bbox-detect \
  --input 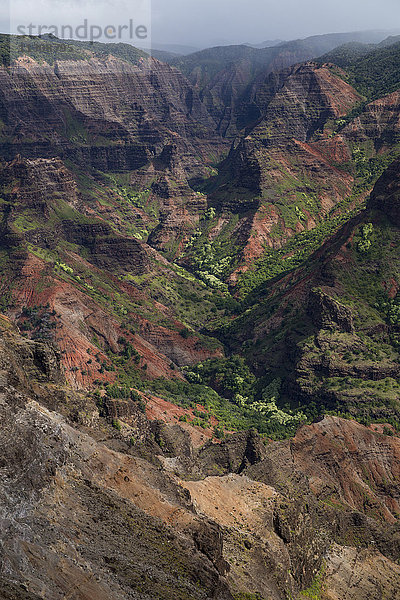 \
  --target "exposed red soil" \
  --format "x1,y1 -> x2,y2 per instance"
8,252 -> 218,389
291,416 -> 400,522
140,391 -> 219,446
